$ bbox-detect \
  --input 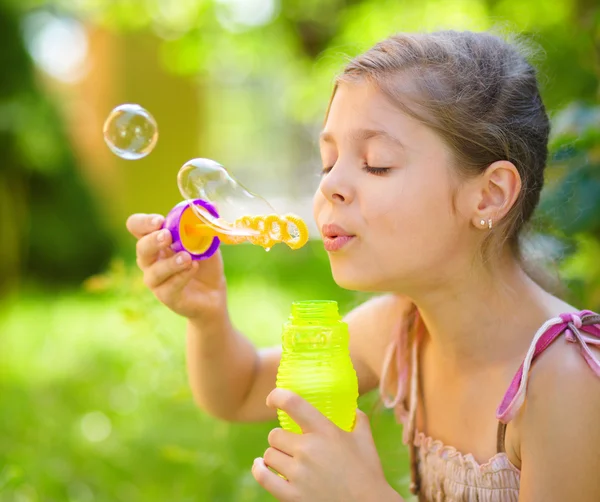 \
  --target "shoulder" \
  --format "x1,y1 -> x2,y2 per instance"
516,313 -> 600,500
523,328 -> 600,428
345,294 -> 413,393
524,310 -> 600,408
